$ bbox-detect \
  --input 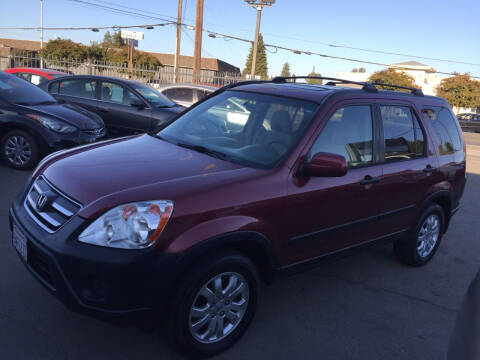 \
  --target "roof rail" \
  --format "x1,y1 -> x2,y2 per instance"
272,76 -> 378,93
370,82 -> 424,97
